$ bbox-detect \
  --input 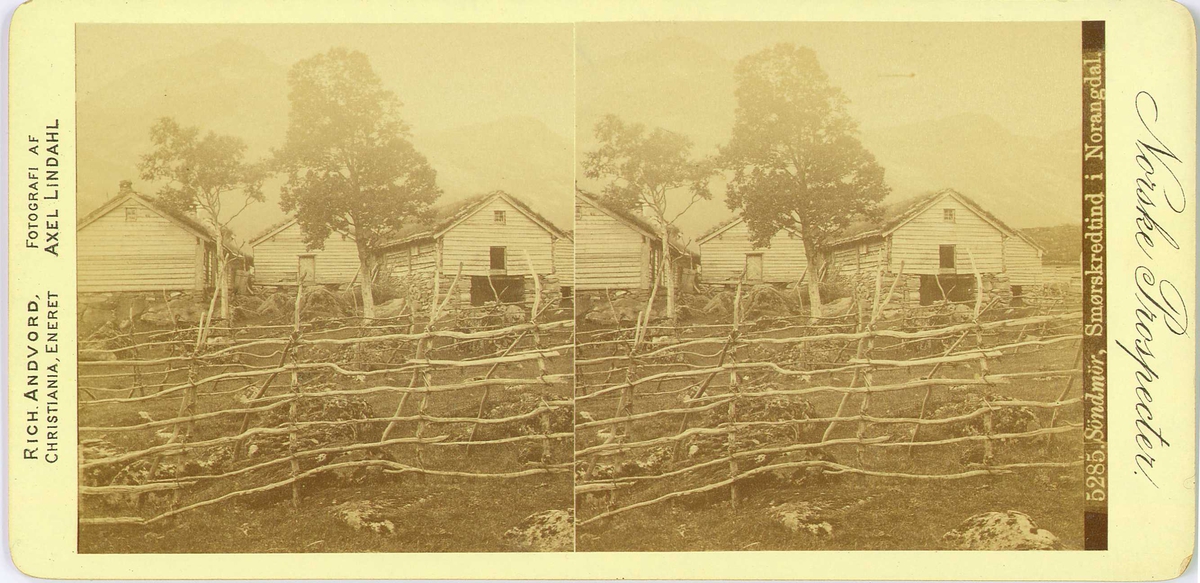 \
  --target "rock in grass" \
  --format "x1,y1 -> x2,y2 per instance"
771,501 -> 833,536
333,501 -> 395,535
942,511 -> 1062,550
505,509 -> 573,552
